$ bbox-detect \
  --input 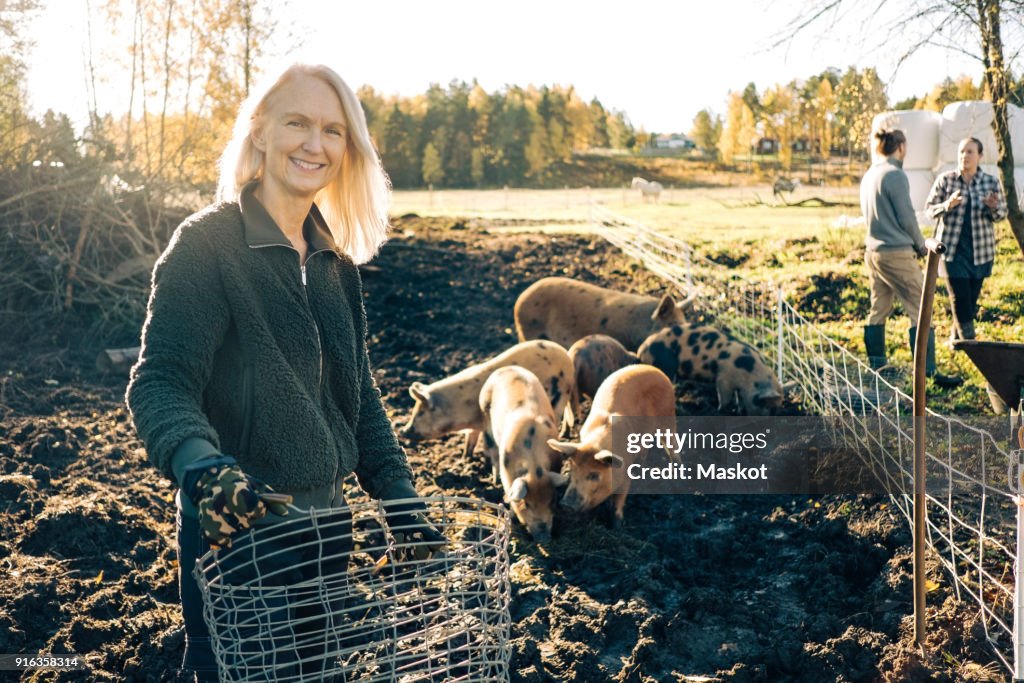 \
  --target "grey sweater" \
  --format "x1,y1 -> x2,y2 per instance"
860,157 -> 926,254
126,184 -> 411,507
